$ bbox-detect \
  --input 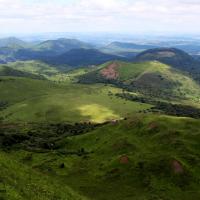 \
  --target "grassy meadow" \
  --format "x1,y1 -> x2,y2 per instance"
0,77 -> 150,123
